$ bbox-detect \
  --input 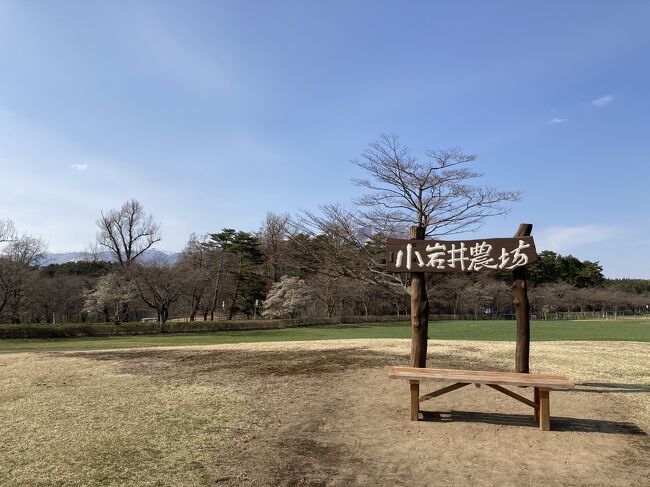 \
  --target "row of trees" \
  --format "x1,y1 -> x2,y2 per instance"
0,205 -> 408,324
2,202 -> 645,325
0,219 -> 48,323
1,134 -> 648,324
